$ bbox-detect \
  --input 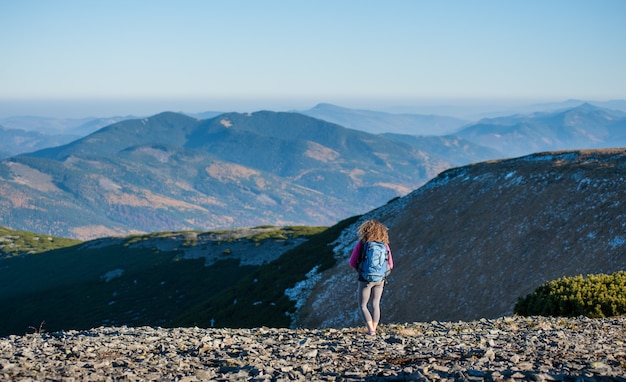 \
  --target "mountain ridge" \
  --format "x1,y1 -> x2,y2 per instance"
2,111 -> 486,239
456,103 -> 626,157
4,103 -> 626,242
300,103 -> 470,135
